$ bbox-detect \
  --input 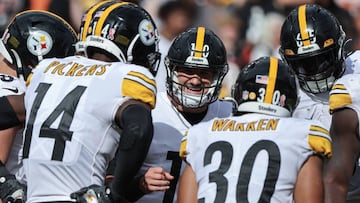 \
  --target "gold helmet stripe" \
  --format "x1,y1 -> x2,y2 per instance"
264,57 -> 278,104
298,4 -> 311,46
95,2 -> 131,37
81,0 -> 112,42
194,26 -> 205,58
